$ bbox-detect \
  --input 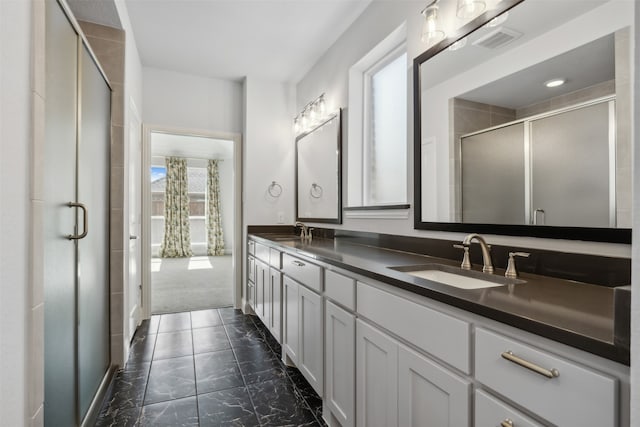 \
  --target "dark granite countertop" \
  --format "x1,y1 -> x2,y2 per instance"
249,233 -> 630,365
